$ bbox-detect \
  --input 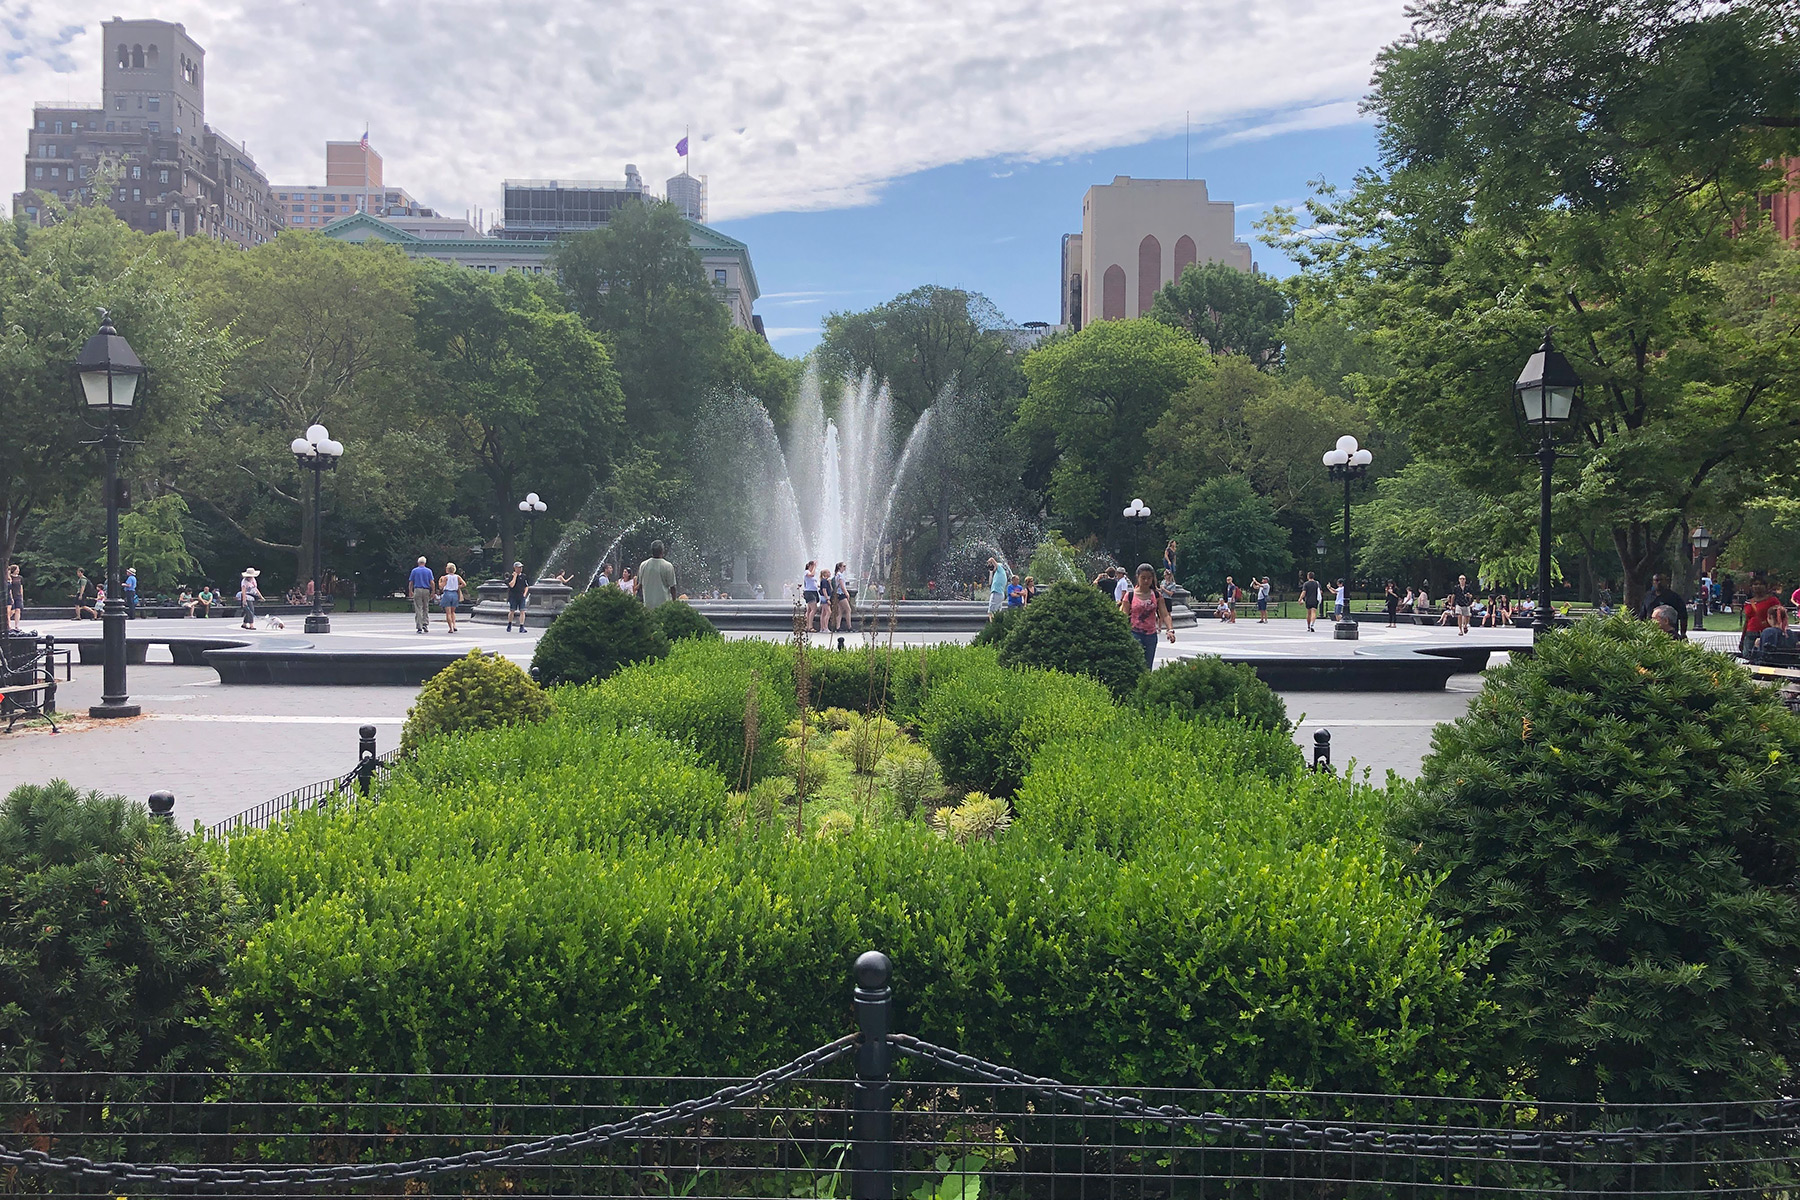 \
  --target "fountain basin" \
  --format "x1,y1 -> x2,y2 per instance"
469,577 -> 574,629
